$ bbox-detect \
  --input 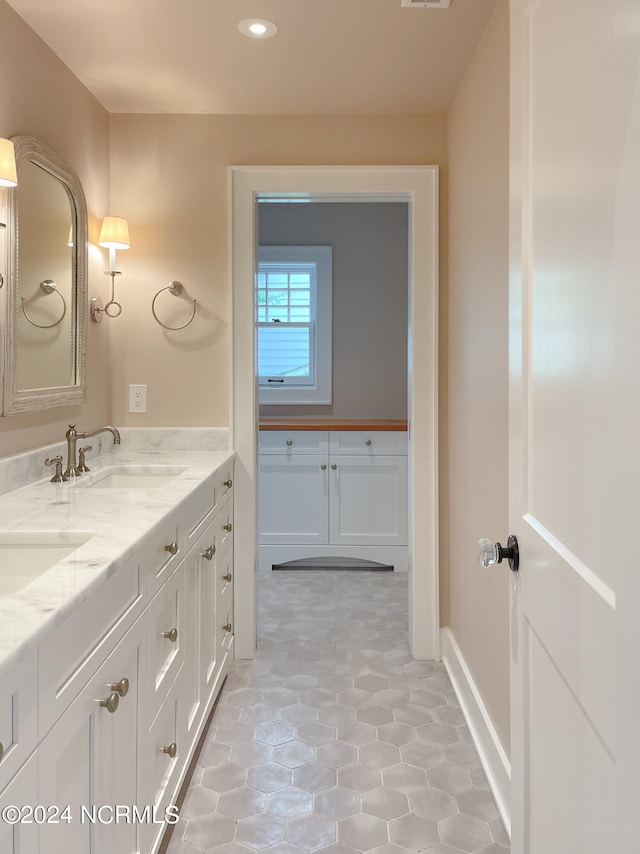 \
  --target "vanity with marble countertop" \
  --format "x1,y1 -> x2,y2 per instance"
0,429 -> 235,854
0,442 -> 233,678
